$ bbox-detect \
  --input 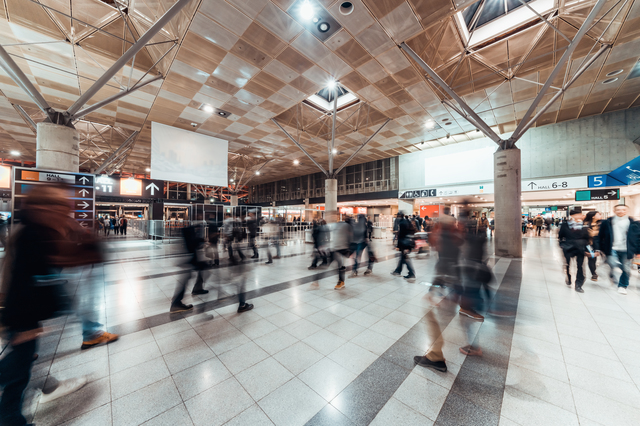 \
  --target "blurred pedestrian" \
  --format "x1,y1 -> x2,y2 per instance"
559,209 -> 589,292
328,217 -> 351,289
597,204 -> 640,295
391,212 -> 416,281
120,216 -> 127,236
309,219 -> 328,269
169,224 -> 209,313
583,211 -> 601,281
246,210 -> 259,259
